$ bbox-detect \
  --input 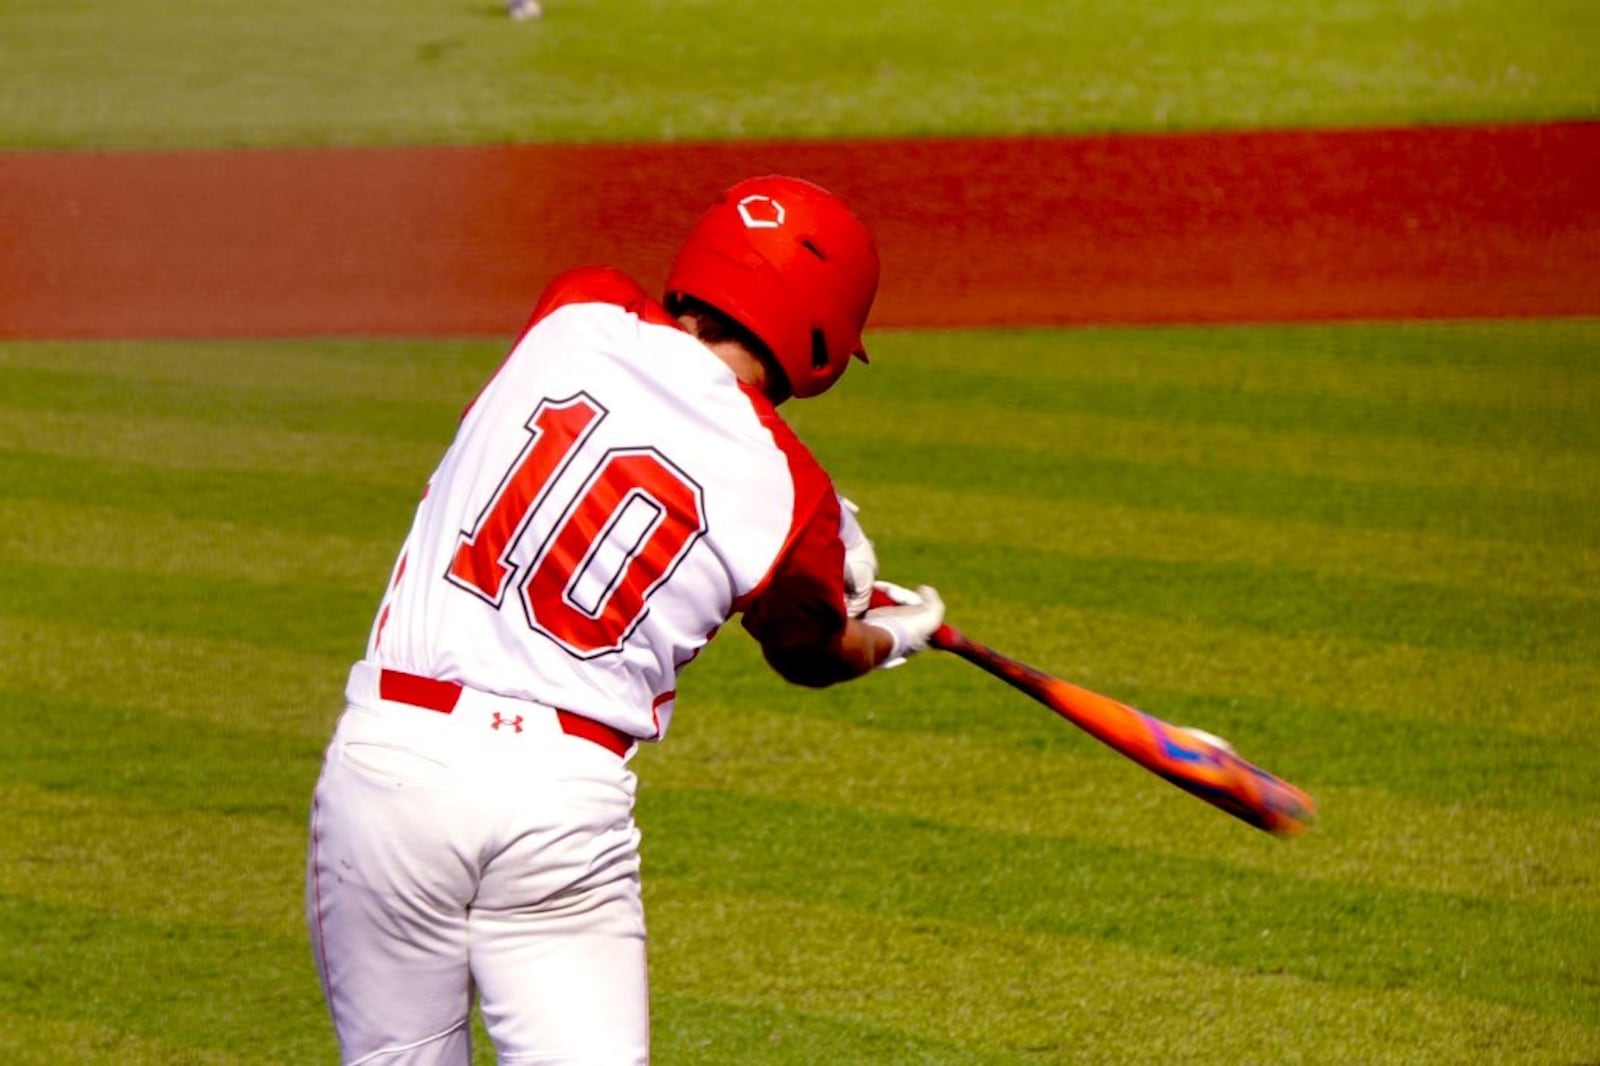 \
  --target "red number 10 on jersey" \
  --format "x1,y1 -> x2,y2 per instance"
447,395 -> 707,657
